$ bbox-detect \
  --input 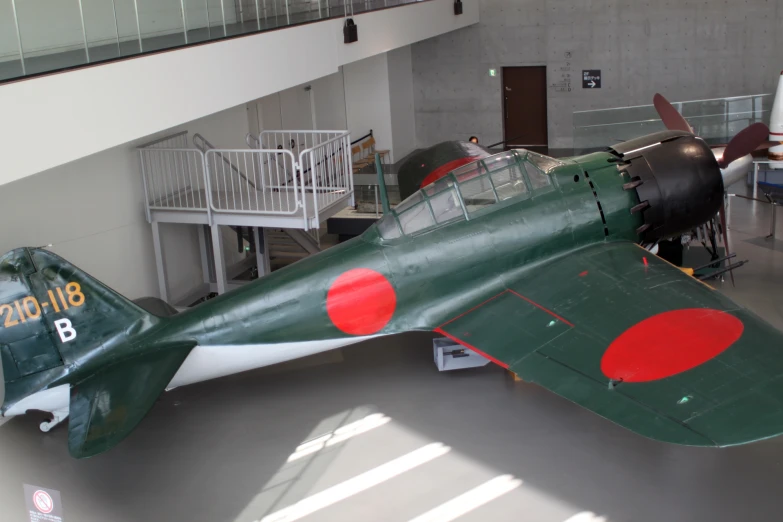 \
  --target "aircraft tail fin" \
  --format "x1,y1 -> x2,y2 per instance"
0,247 -> 161,390
0,247 -> 199,458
